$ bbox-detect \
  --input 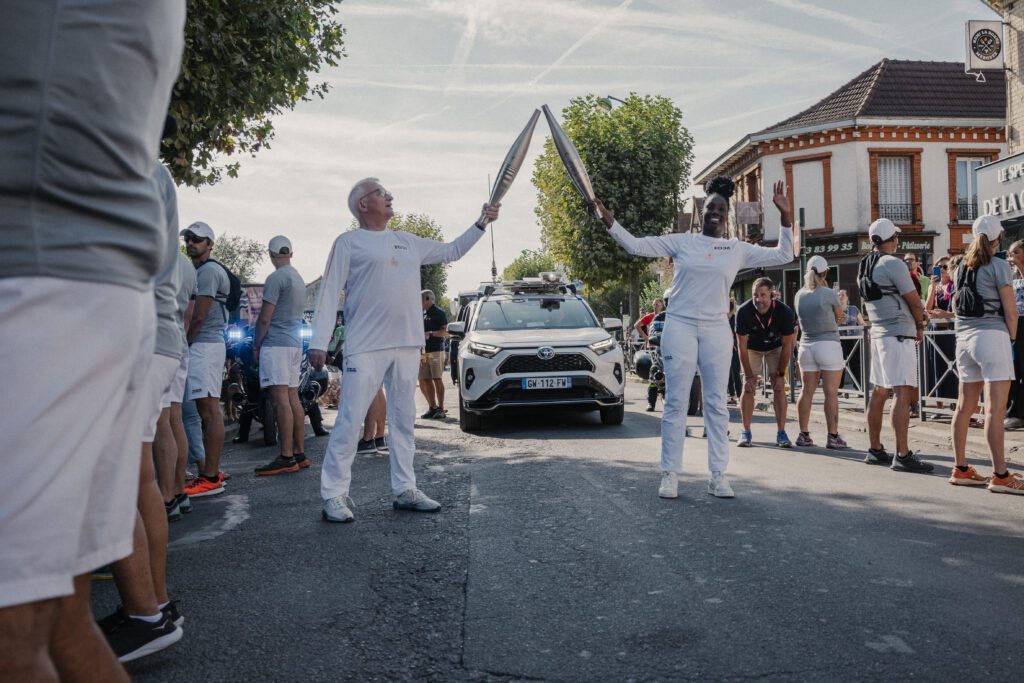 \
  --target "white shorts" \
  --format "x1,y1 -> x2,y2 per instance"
260,345 -> 302,388
870,336 -> 918,389
957,329 -> 1014,383
141,354 -> 181,442
798,340 -> 845,373
162,352 -> 188,409
186,341 -> 226,399
0,277 -> 153,609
